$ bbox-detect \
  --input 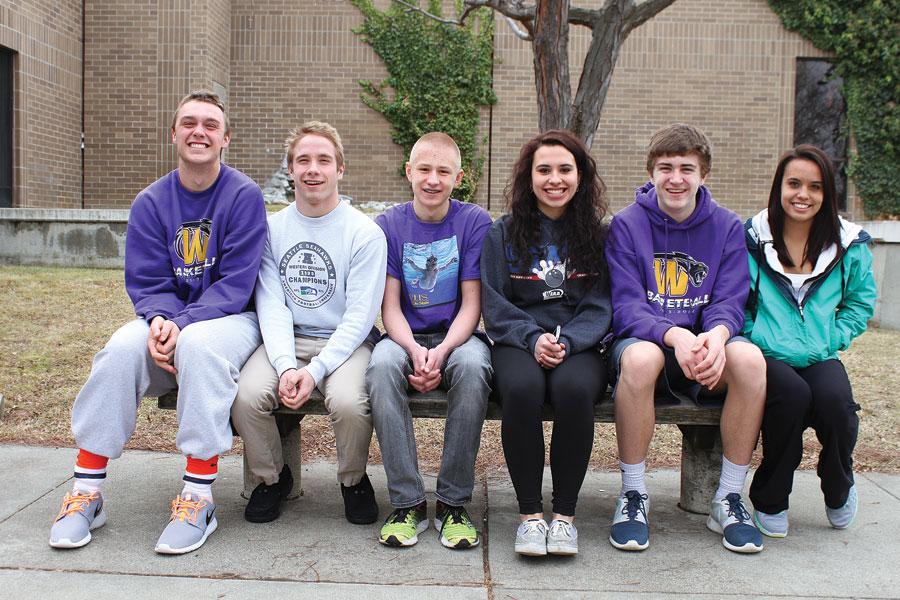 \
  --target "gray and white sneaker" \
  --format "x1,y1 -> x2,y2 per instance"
49,491 -> 107,549
155,493 -> 217,555
514,518 -> 548,556
546,519 -> 578,555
